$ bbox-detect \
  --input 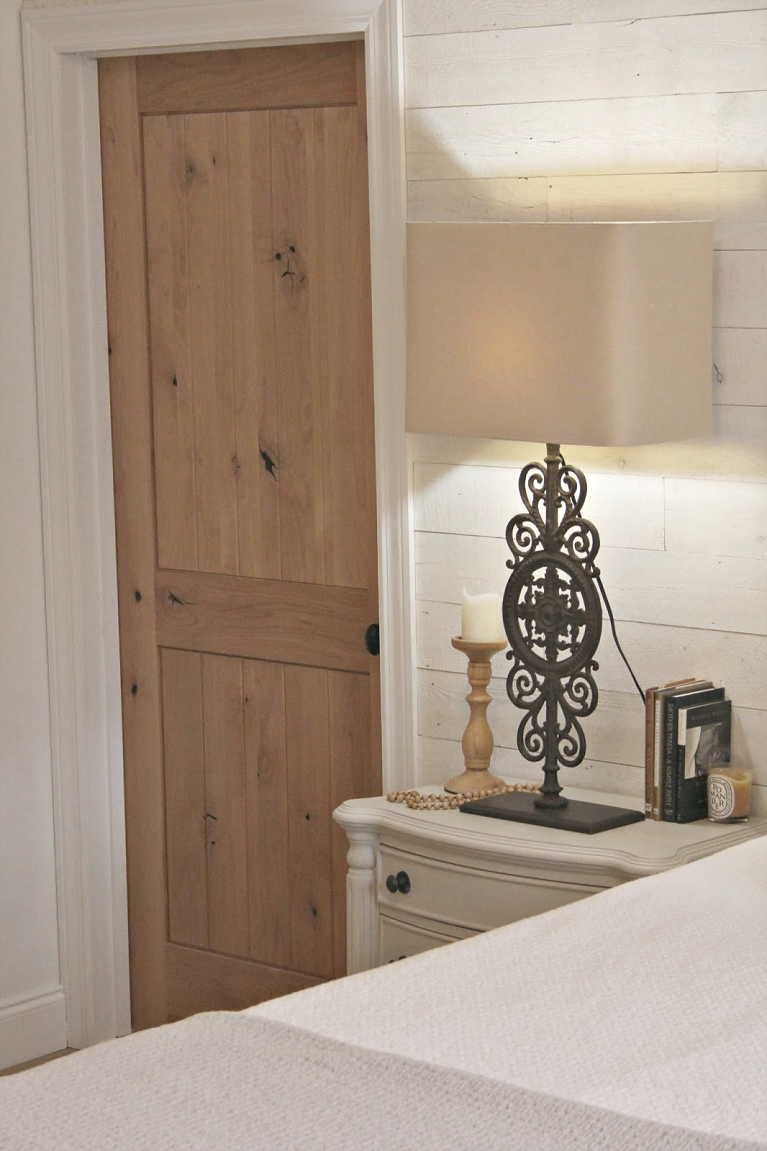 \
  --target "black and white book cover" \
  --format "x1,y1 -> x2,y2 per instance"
676,699 -> 732,823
